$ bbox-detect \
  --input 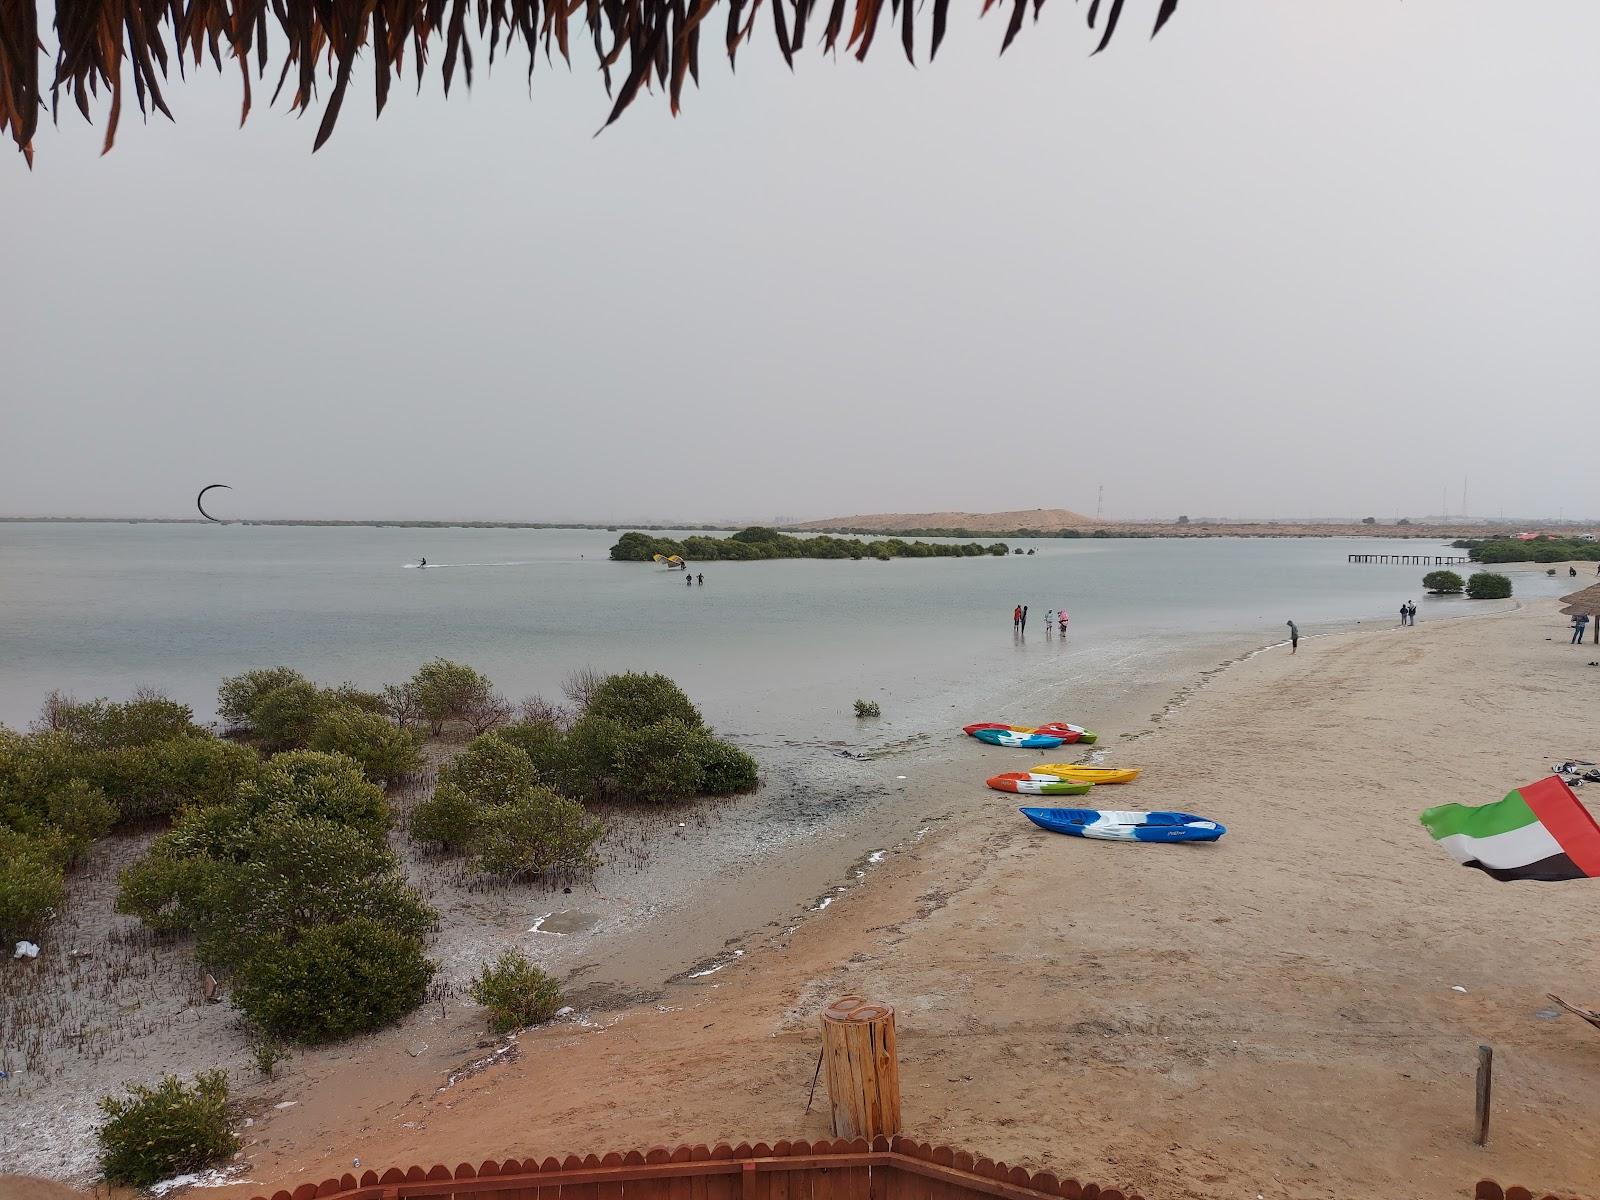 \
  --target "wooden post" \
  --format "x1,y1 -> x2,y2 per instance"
820,996 -> 902,1140
1475,1044 -> 1493,1146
